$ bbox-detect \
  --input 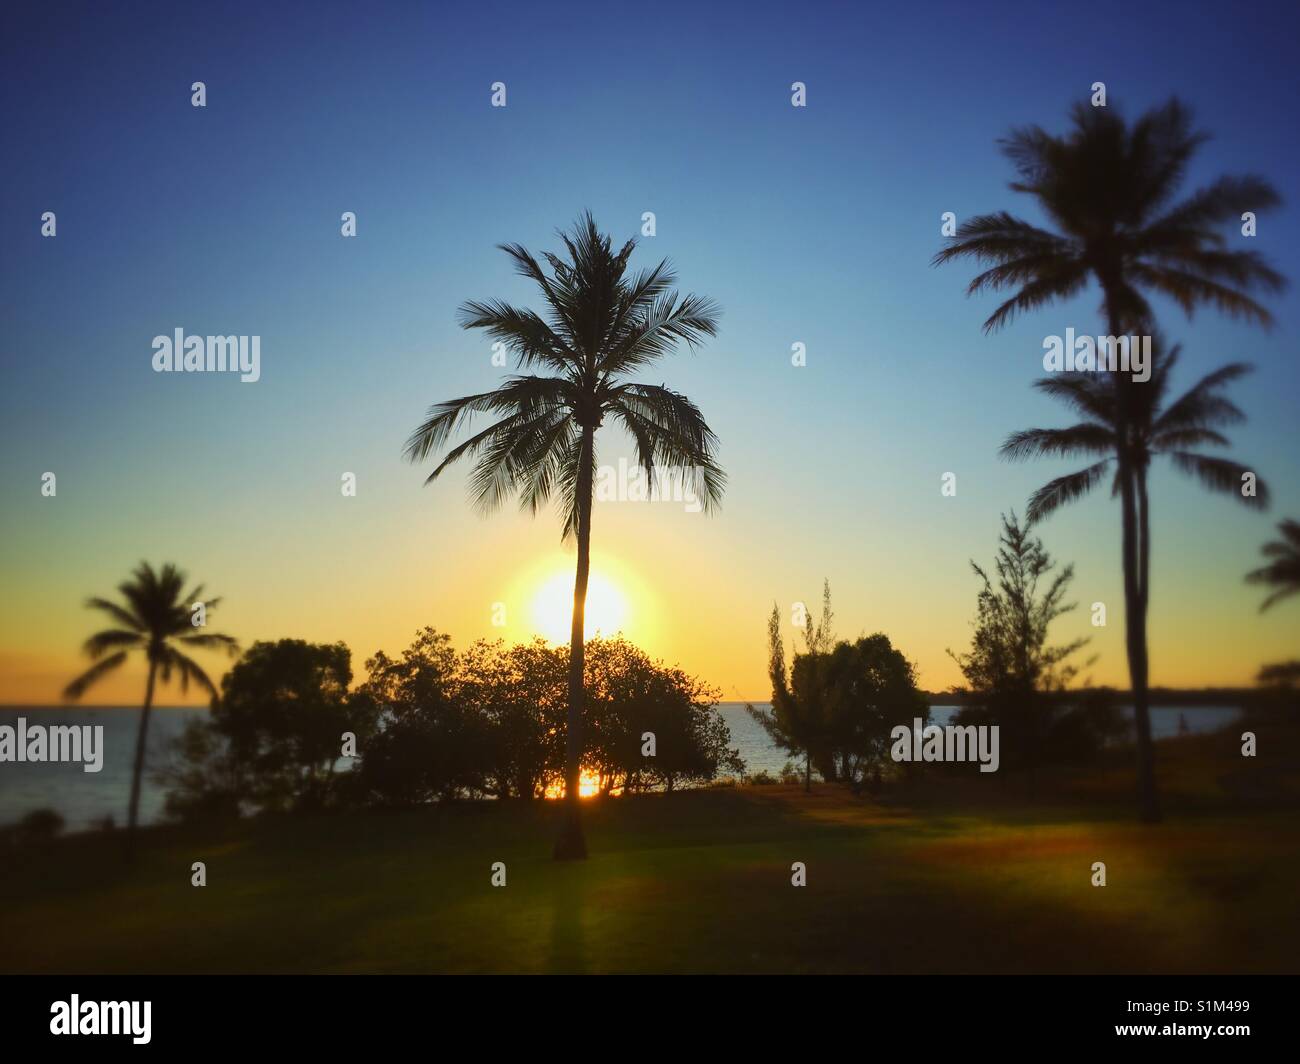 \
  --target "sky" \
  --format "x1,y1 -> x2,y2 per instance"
2,0 -> 1298,704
